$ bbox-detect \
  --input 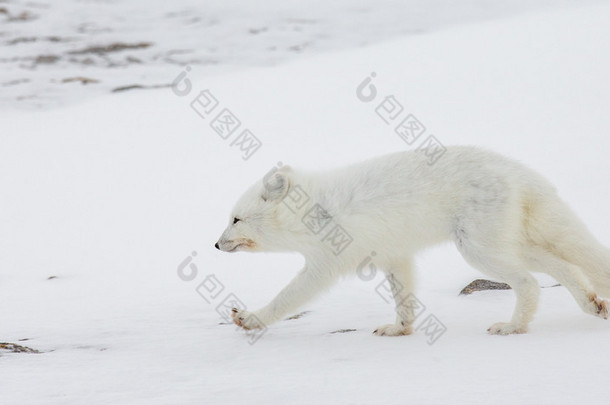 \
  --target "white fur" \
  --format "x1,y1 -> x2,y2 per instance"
216,146 -> 610,336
